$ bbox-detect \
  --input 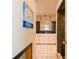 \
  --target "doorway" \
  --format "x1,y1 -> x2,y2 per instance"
57,0 -> 66,59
